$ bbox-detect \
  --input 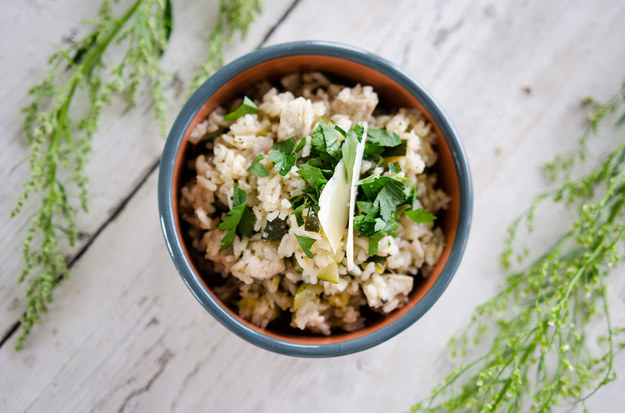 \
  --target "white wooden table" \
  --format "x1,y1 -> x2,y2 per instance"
2,0 -> 625,411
